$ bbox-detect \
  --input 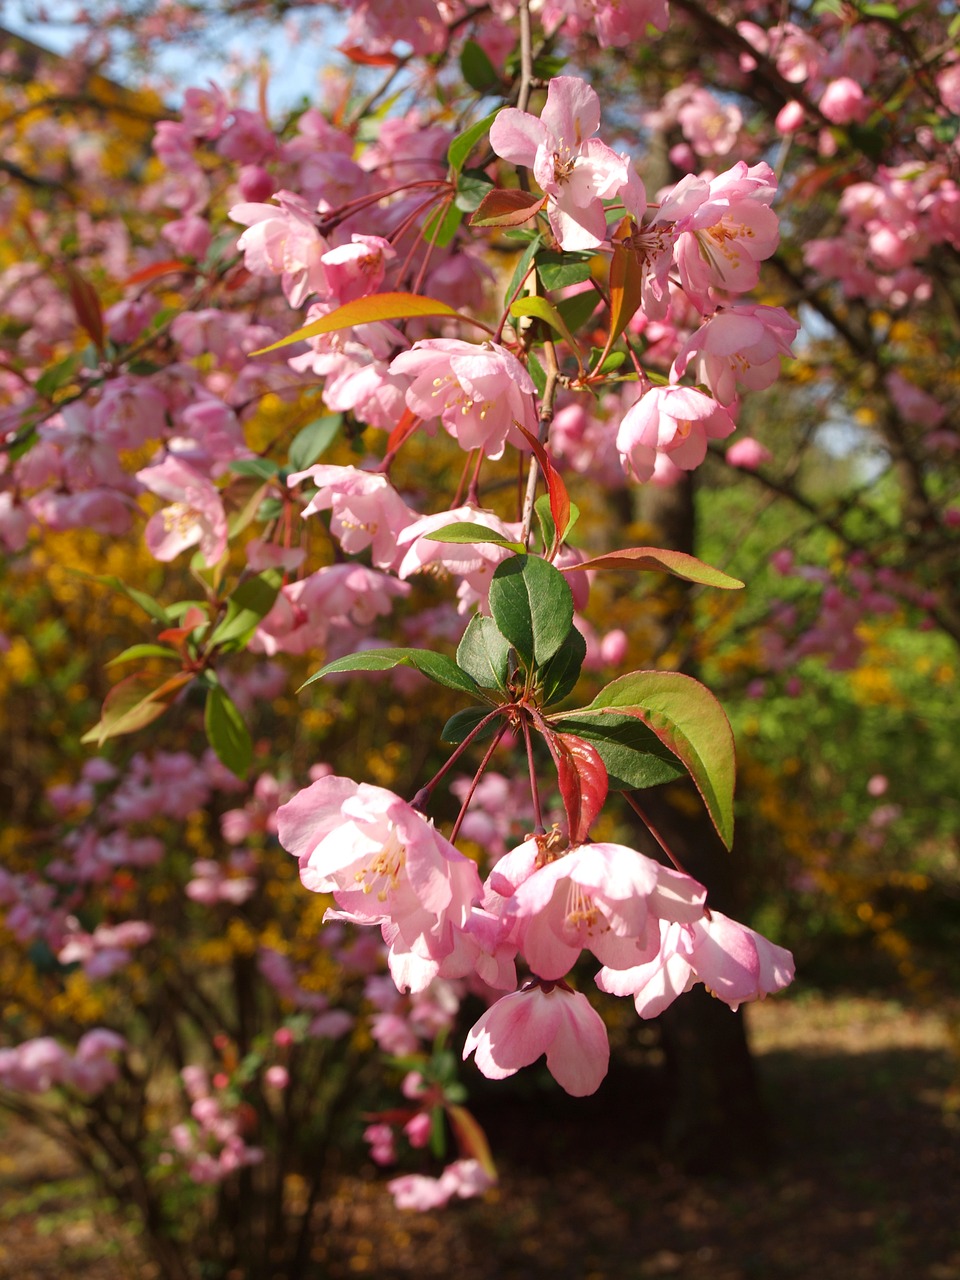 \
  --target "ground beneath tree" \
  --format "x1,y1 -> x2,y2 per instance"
2,993 -> 959,1280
